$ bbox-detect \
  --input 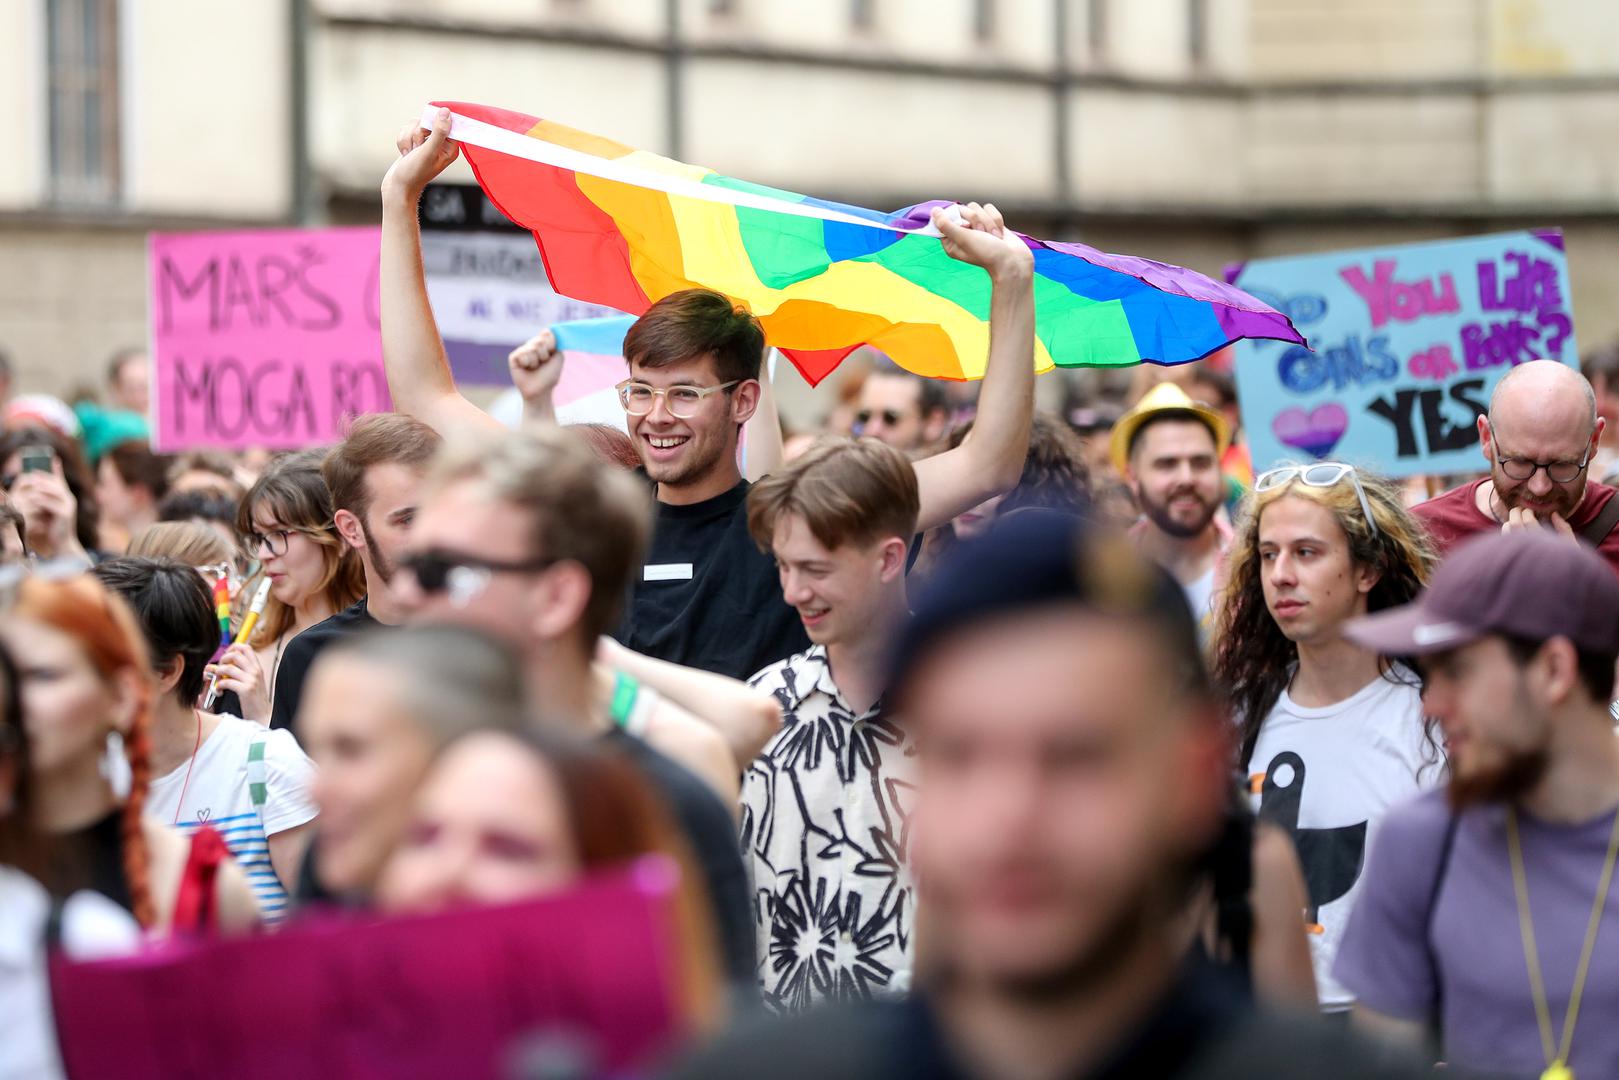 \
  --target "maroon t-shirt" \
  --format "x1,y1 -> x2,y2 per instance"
1414,477 -> 1619,573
